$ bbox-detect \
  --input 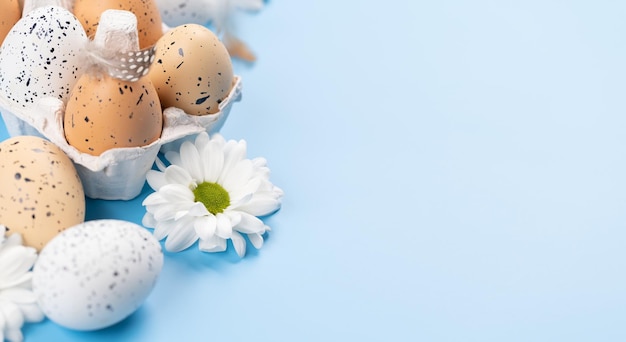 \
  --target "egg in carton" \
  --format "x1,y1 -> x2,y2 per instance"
0,3 -> 242,200
154,21 -> 243,155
